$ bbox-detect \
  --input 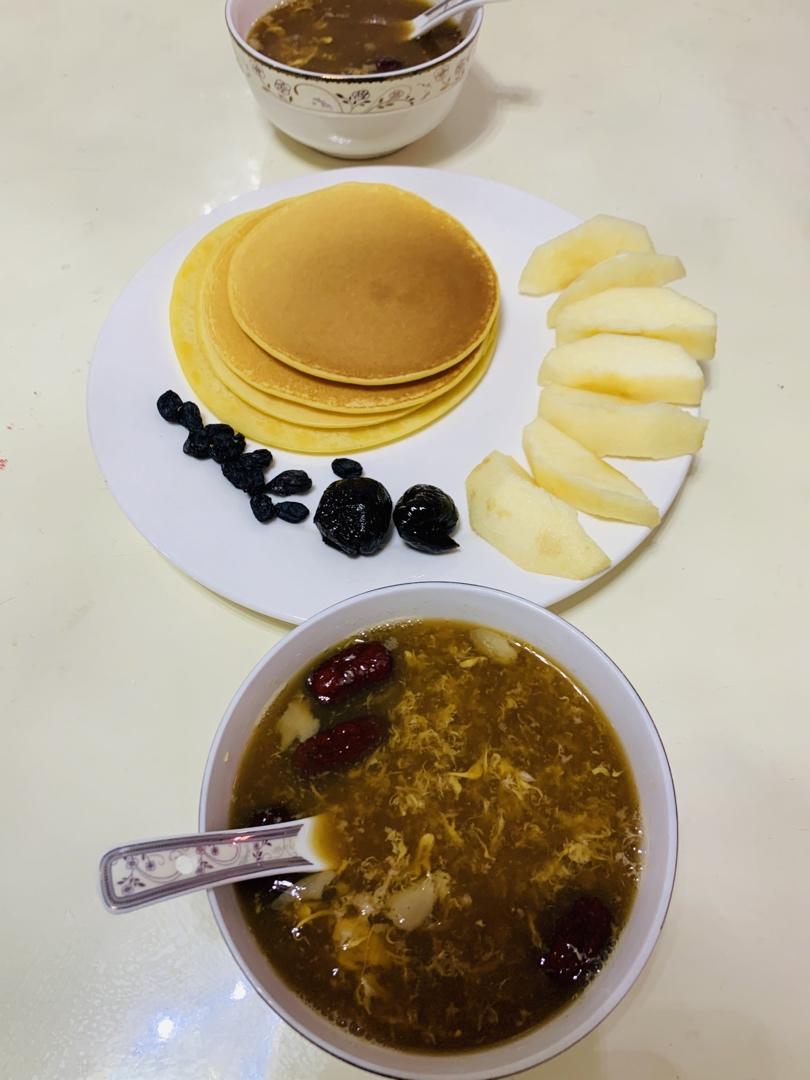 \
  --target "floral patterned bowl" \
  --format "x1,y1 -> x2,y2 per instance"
225,0 -> 483,158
